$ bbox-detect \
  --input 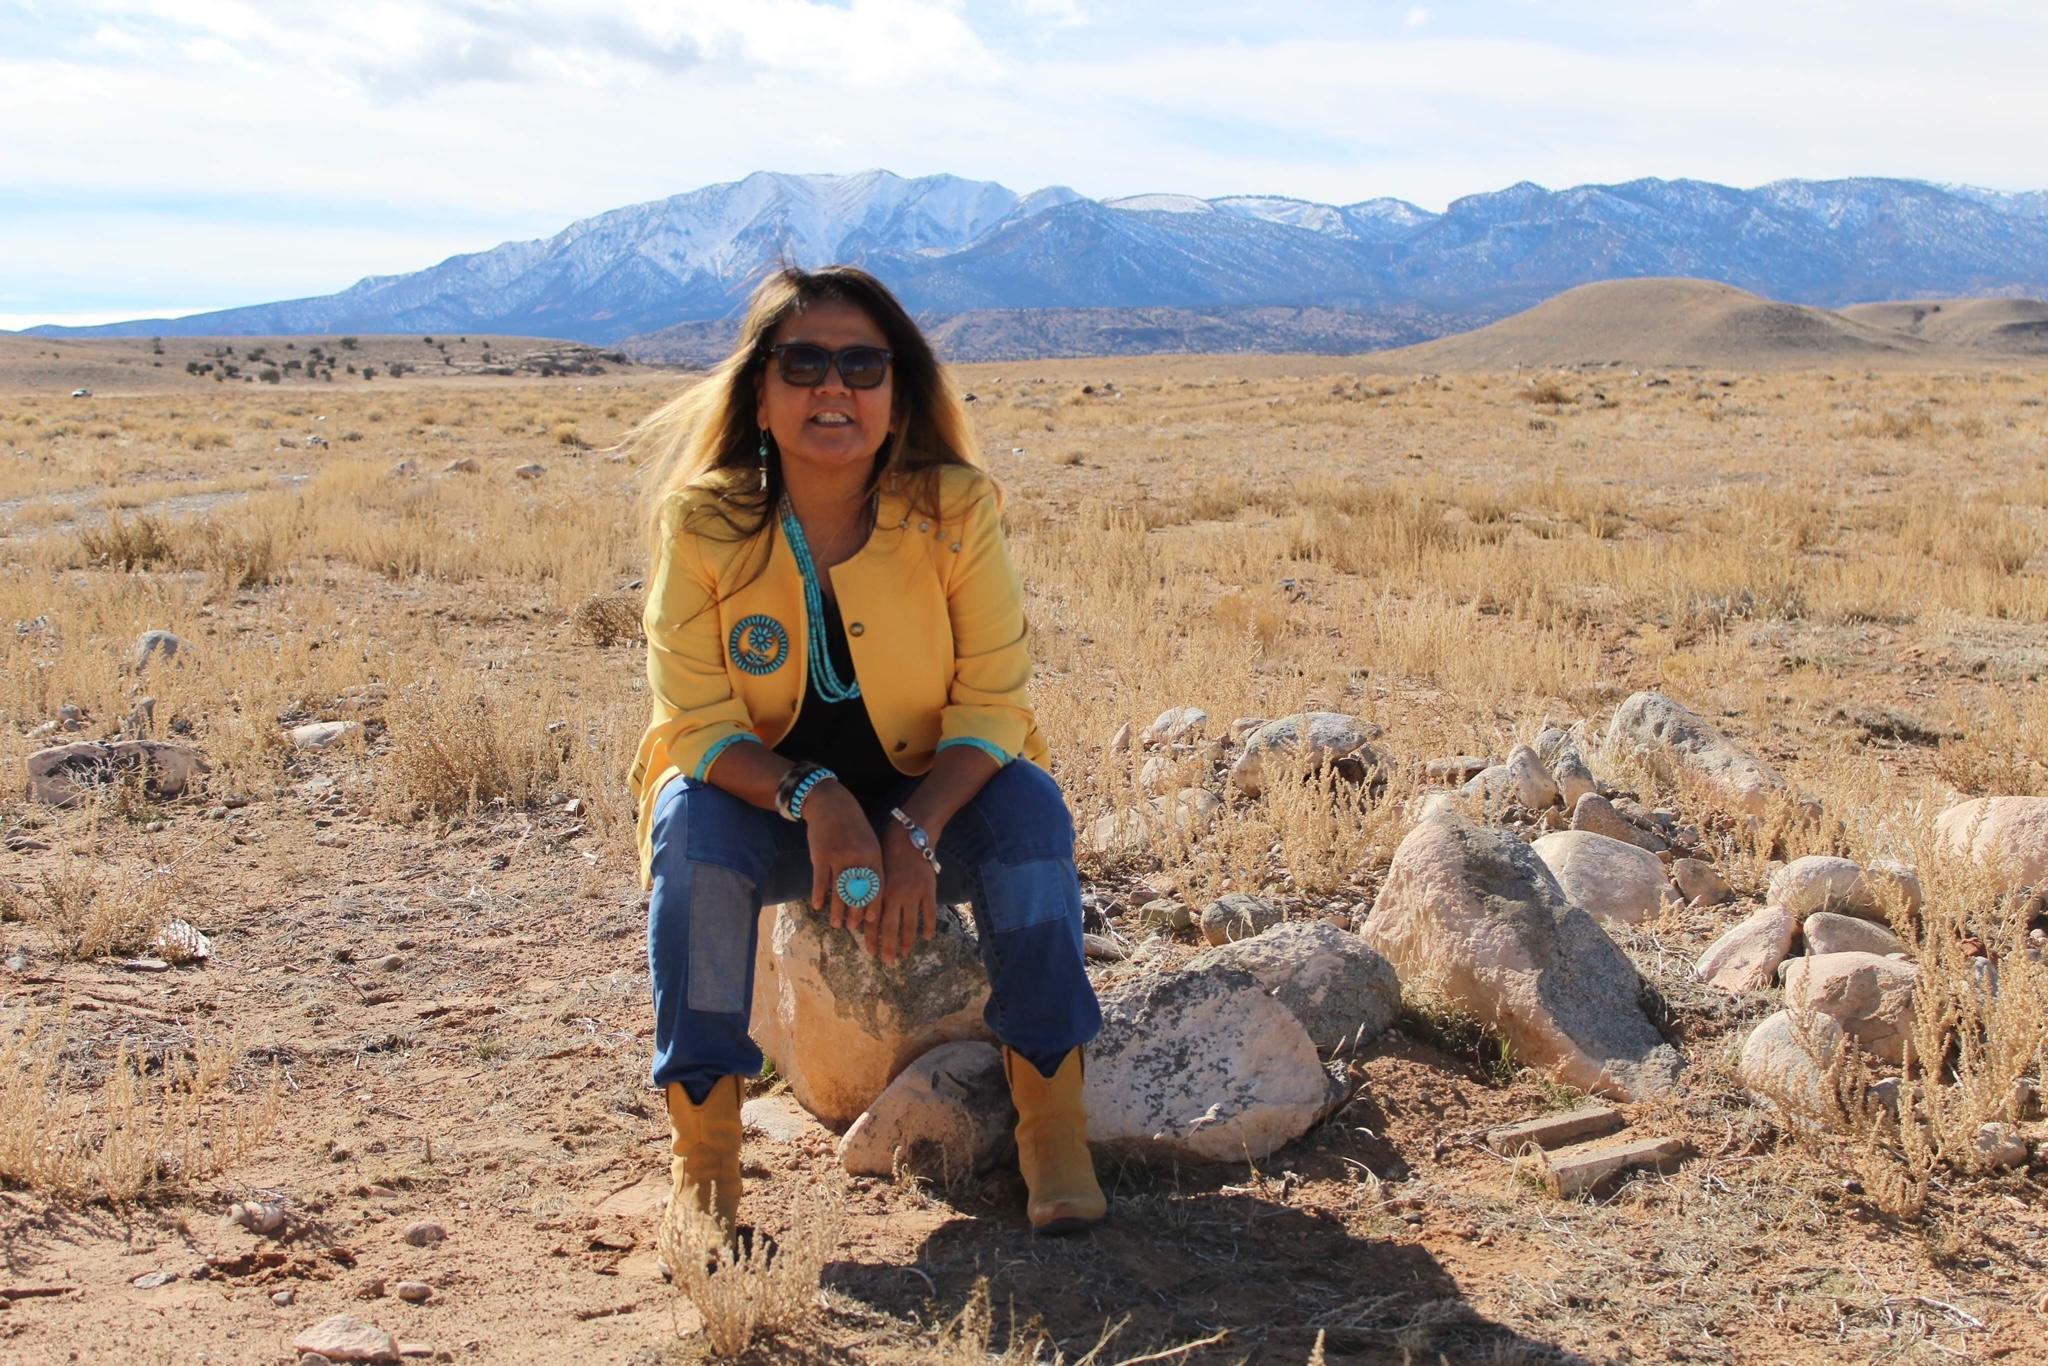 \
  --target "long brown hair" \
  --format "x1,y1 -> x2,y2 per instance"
624,265 -> 983,571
